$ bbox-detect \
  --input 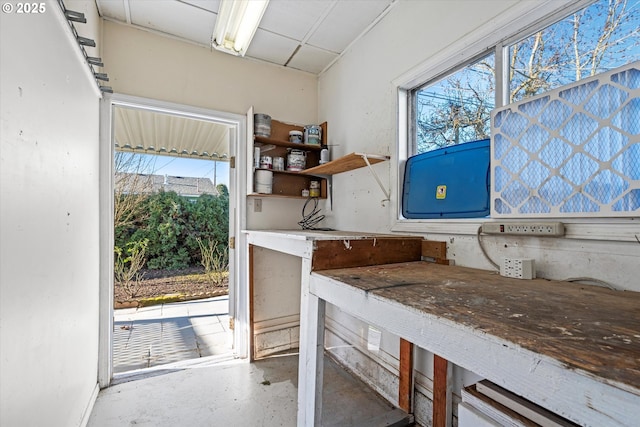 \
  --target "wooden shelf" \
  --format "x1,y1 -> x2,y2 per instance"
248,114 -> 328,199
247,193 -> 325,200
255,167 -> 308,175
301,152 -> 389,176
254,136 -> 323,151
